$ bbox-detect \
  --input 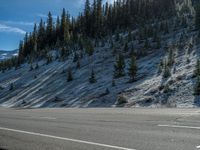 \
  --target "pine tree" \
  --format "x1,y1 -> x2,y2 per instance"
112,79 -> 116,87
115,32 -> 120,42
17,40 -> 24,67
144,38 -> 149,49
73,52 -> 79,62
156,35 -> 161,49
38,19 -> 45,51
84,0 -> 91,35
61,8 -> 69,44
76,59 -> 81,69
23,33 -> 29,57
195,3 -> 200,30
124,42 -> 129,52
127,31 -> 132,42
164,21 -> 169,34
194,59 -> 200,77
86,40 -> 94,56
56,16 -> 61,41
96,0 -> 103,37
46,11 -> 53,46
114,54 -> 125,78
35,63 -> 39,69
67,68 -> 73,82
89,69 -> 97,83
129,44 -> 135,56
9,83 -> 14,91
128,55 -> 137,82
105,88 -> 110,94
163,59 -> 171,78
29,64 -> 33,71
168,48 -> 174,67
194,76 -> 200,95
46,54 -> 53,65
